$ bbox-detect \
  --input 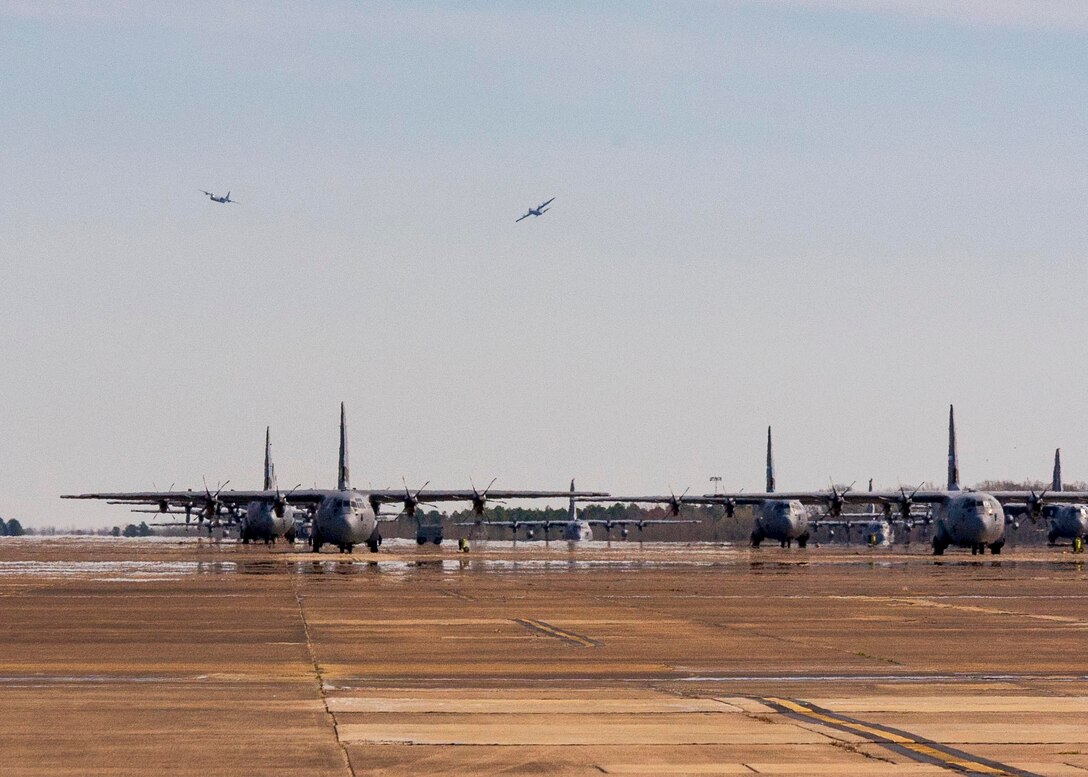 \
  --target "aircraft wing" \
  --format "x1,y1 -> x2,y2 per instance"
701,490 -> 955,506
537,197 -> 555,208
515,212 -> 531,222
987,491 -> 1088,504
366,489 -> 608,504
584,519 -> 701,526
61,489 -> 333,508
576,496 -> 720,505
